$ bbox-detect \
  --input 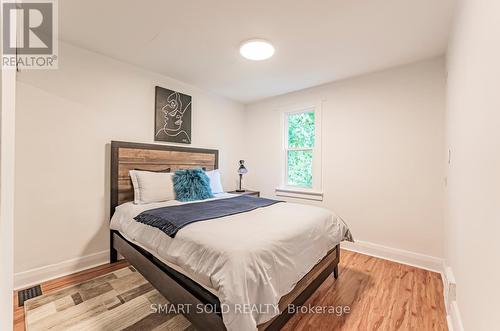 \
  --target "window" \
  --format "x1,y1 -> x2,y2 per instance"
277,104 -> 322,200
286,111 -> 315,188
